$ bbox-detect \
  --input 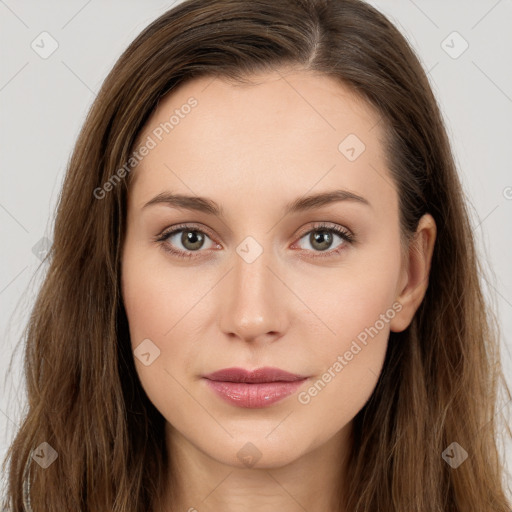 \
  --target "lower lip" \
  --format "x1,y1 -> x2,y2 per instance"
204,378 -> 307,408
